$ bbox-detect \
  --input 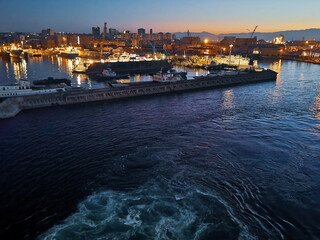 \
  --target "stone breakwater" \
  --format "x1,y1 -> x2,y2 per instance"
0,70 -> 277,119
